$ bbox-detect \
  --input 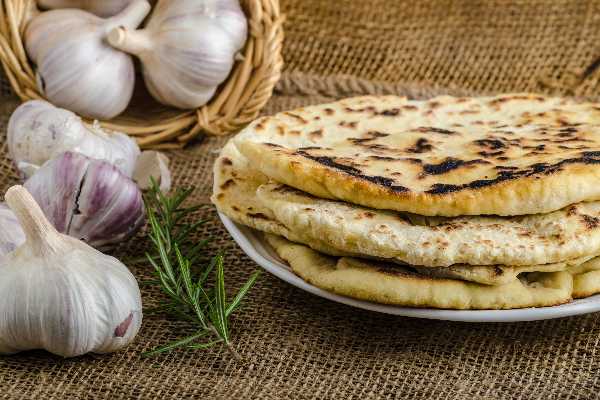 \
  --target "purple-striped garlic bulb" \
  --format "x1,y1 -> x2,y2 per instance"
24,151 -> 145,248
